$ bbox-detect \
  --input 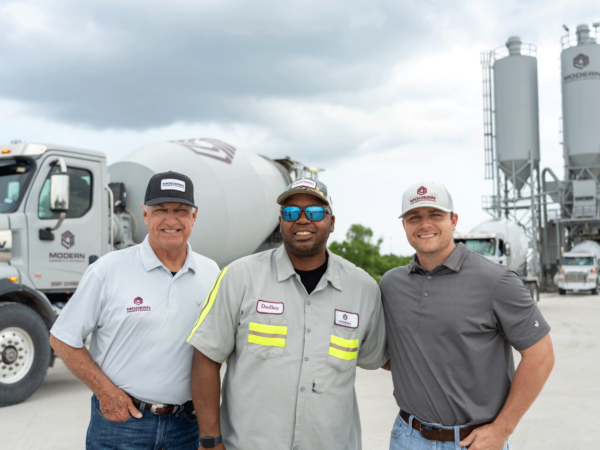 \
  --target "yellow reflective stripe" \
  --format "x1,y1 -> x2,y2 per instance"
247,322 -> 288,348
329,346 -> 358,360
186,267 -> 228,342
330,335 -> 359,349
248,334 -> 286,348
249,322 -> 288,336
